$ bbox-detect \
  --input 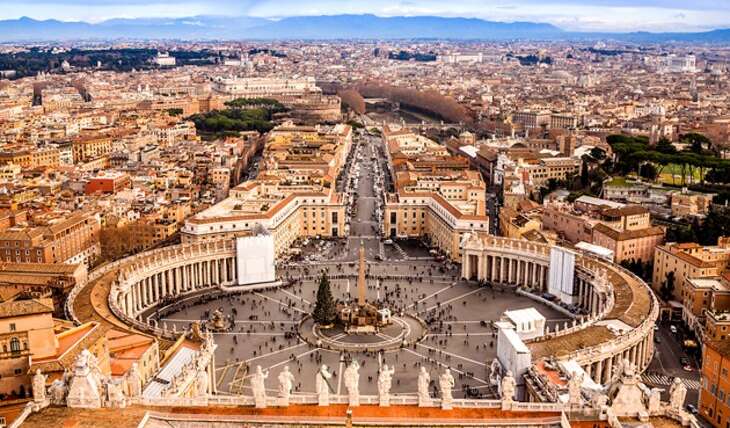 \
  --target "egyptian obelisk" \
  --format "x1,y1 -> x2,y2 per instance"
358,240 -> 366,306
